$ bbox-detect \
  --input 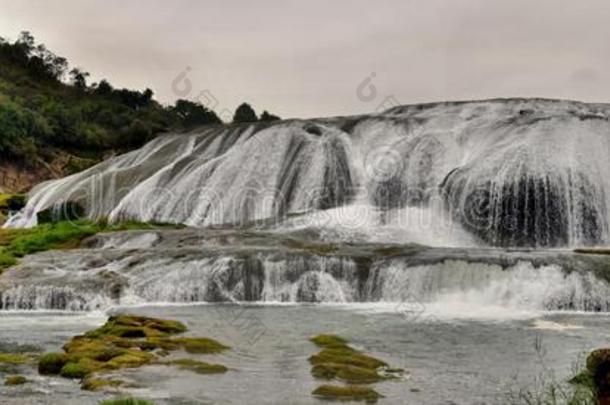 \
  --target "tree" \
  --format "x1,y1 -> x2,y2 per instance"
233,103 -> 257,123
142,88 -> 154,104
172,99 -> 221,127
70,68 -> 90,89
95,79 -> 113,96
260,110 -> 280,122
16,31 -> 35,56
